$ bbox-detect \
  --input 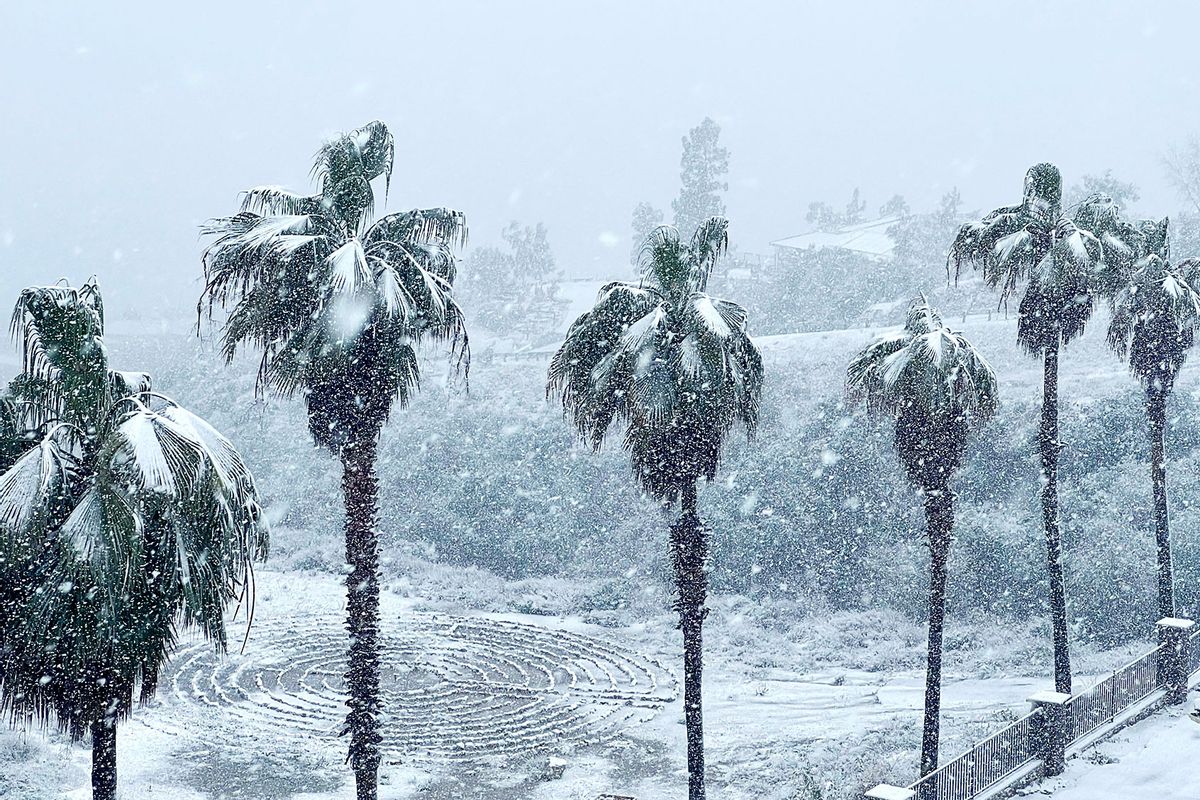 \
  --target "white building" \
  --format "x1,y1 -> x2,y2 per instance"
769,215 -> 901,262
